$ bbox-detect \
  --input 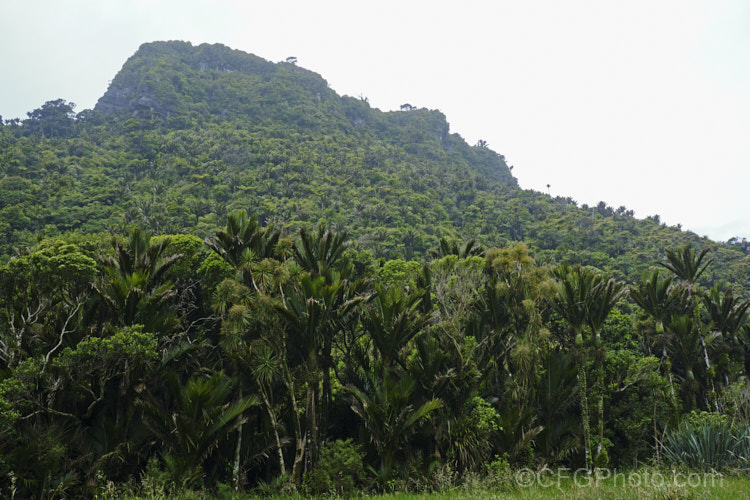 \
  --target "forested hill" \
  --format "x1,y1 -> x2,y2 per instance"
93,40 -> 515,185
6,39 -> 750,499
0,40 -> 748,287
